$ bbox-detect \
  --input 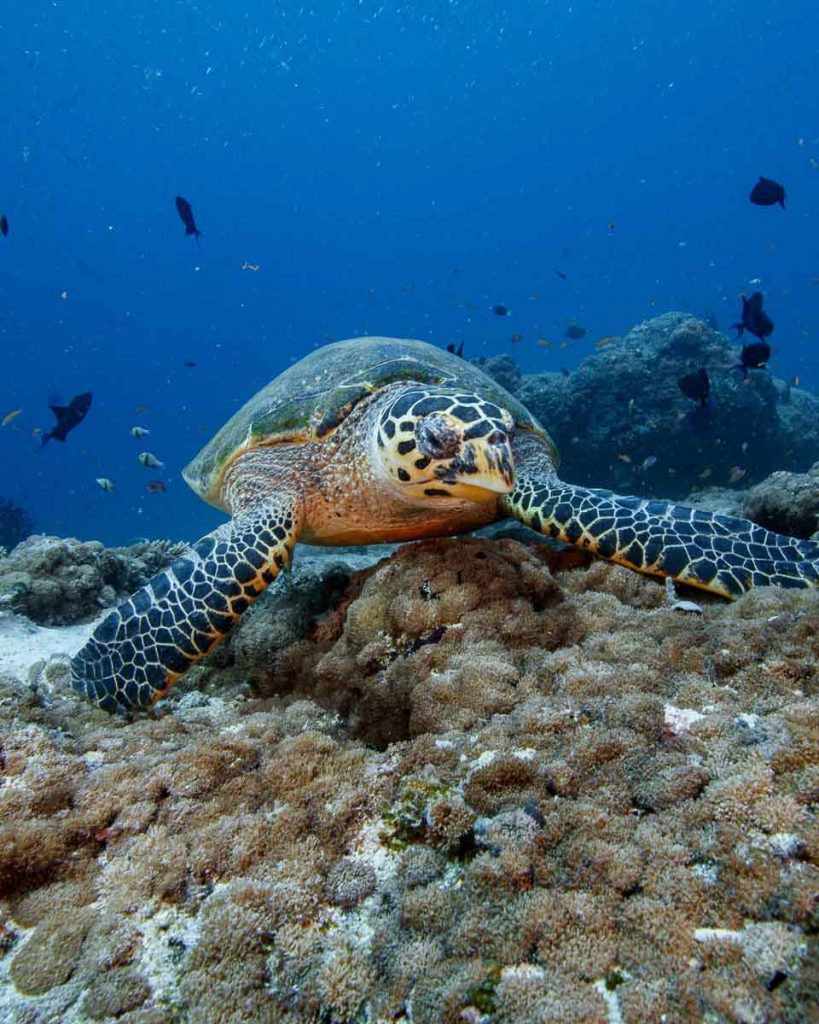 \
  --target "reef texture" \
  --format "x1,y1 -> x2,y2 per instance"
0,536 -> 187,626
1,535 -> 818,1024
485,312 -> 819,500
